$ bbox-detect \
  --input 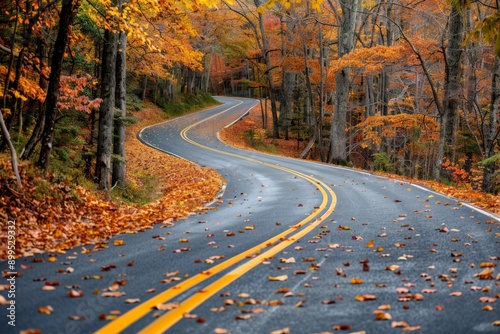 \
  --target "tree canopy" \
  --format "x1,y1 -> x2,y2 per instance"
0,0 -> 499,193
